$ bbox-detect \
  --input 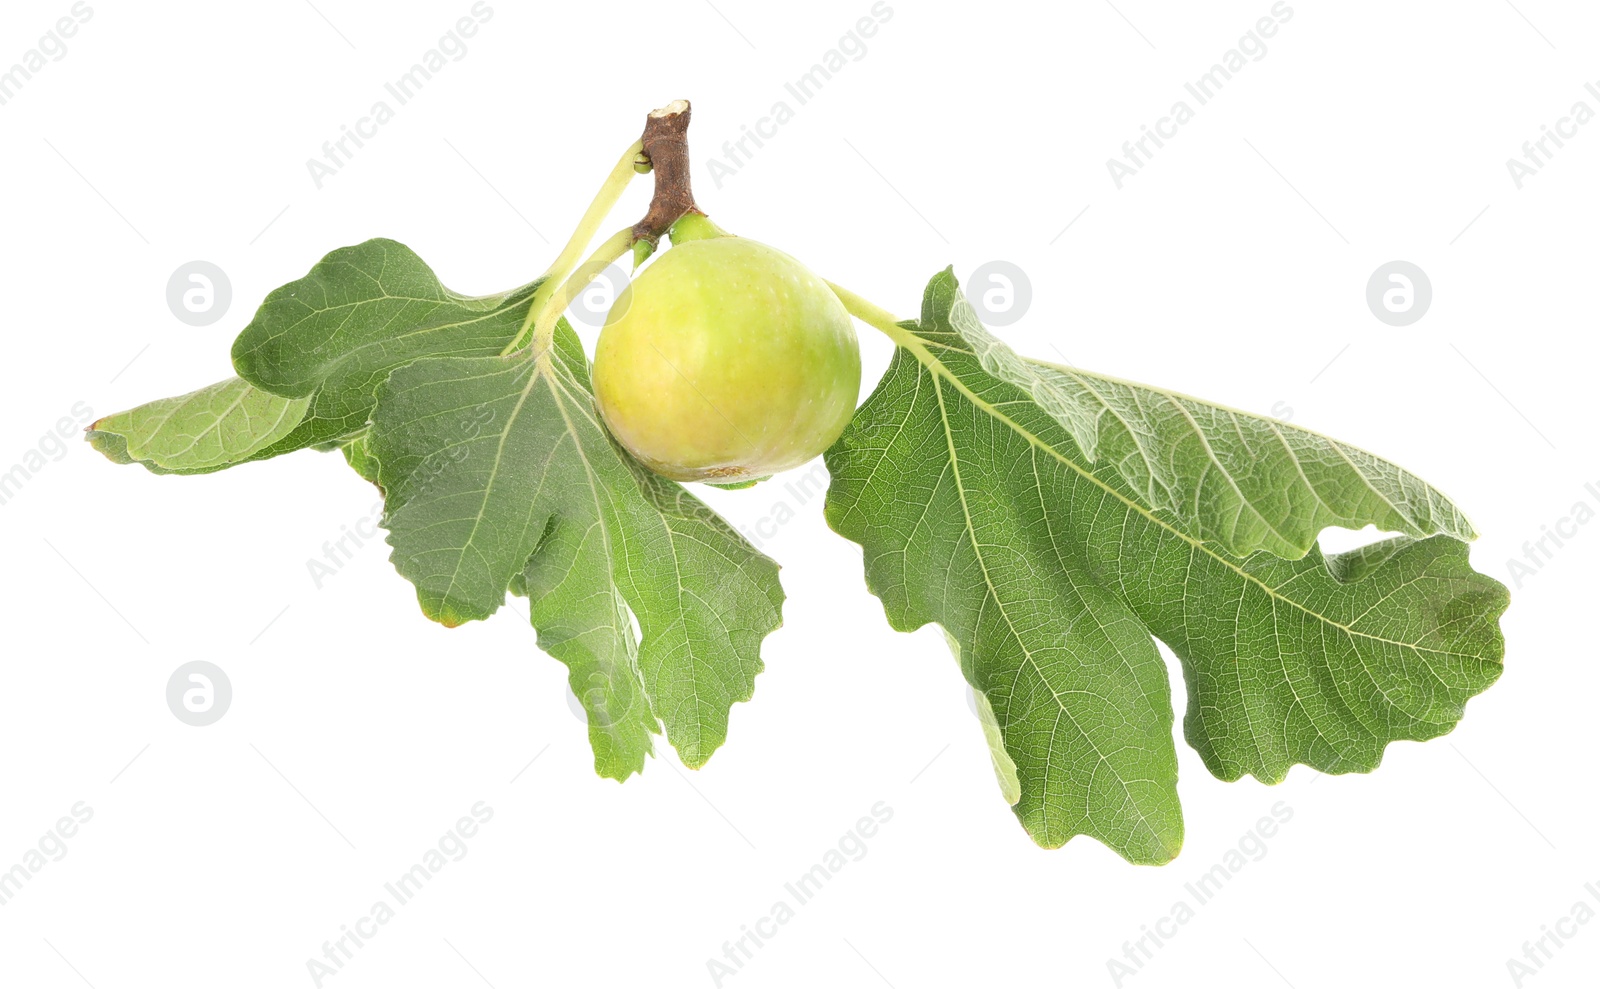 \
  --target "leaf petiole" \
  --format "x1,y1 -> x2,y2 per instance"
527,226 -> 637,353
505,102 -> 702,357
503,139 -> 644,356
824,280 -> 919,350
